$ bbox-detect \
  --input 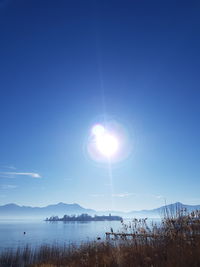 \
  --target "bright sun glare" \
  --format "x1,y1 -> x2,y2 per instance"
92,124 -> 119,157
